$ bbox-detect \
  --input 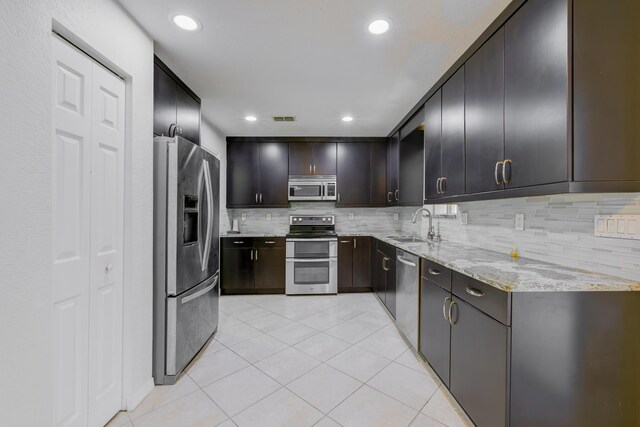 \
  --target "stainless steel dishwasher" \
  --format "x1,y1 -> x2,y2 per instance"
395,249 -> 419,349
